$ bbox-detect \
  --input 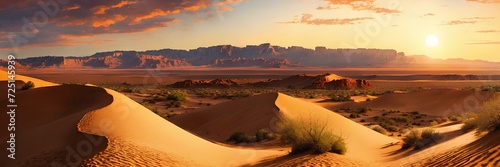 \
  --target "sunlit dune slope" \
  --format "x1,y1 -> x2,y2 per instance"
171,92 -> 398,163
0,85 -> 112,166
0,70 -> 57,88
79,88 -> 283,166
